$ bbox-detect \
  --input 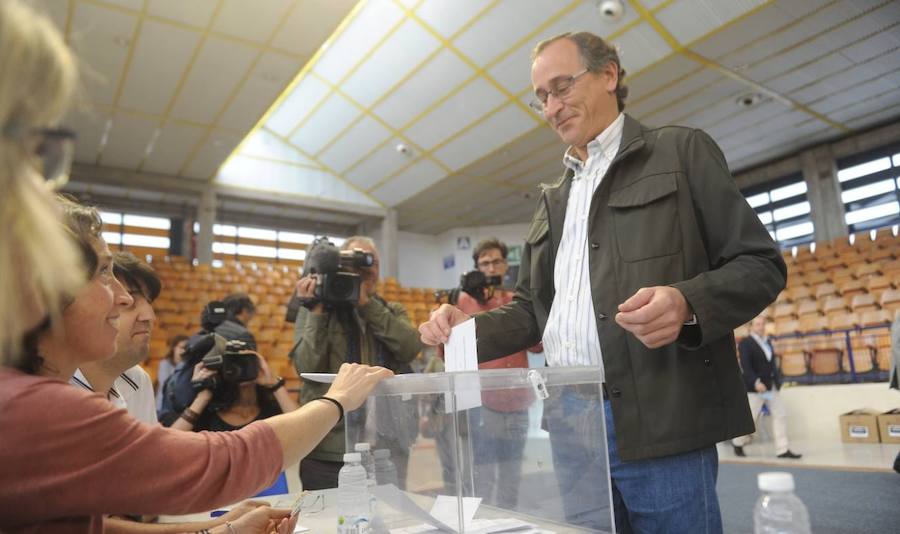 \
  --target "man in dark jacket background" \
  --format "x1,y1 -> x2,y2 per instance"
420,31 -> 786,533
215,293 -> 257,350
732,315 -> 802,459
